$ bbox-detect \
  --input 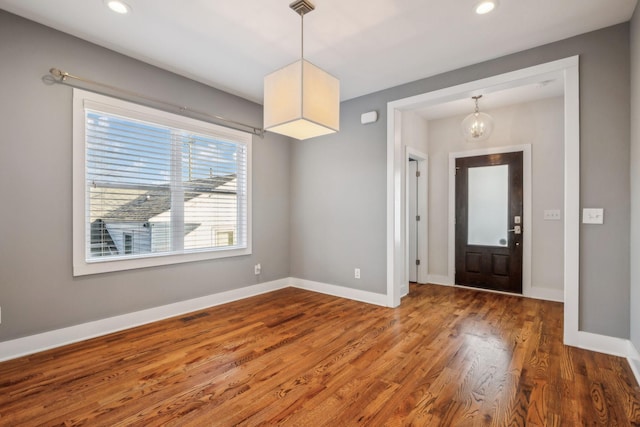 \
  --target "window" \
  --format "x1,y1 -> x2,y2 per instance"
123,233 -> 134,255
73,89 -> 252,275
